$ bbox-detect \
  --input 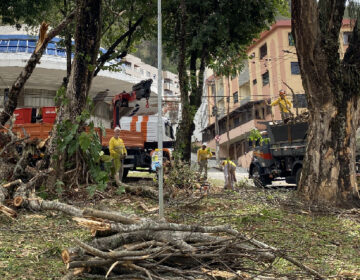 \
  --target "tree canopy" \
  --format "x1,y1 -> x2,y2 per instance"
162,0 -> 289,160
